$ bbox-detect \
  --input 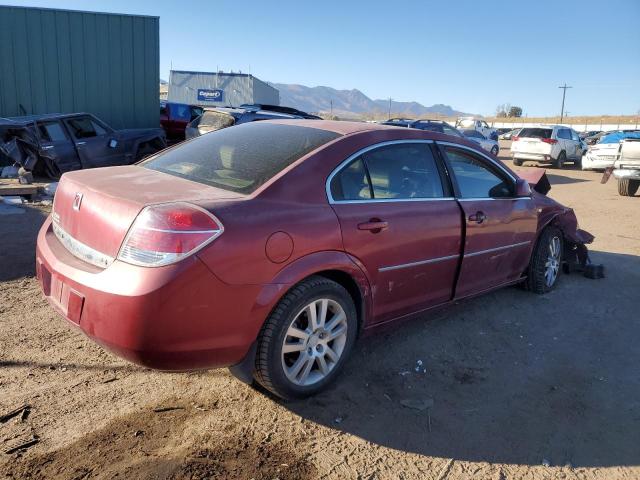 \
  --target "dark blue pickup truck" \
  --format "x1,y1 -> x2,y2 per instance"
0,112 -> 166,179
